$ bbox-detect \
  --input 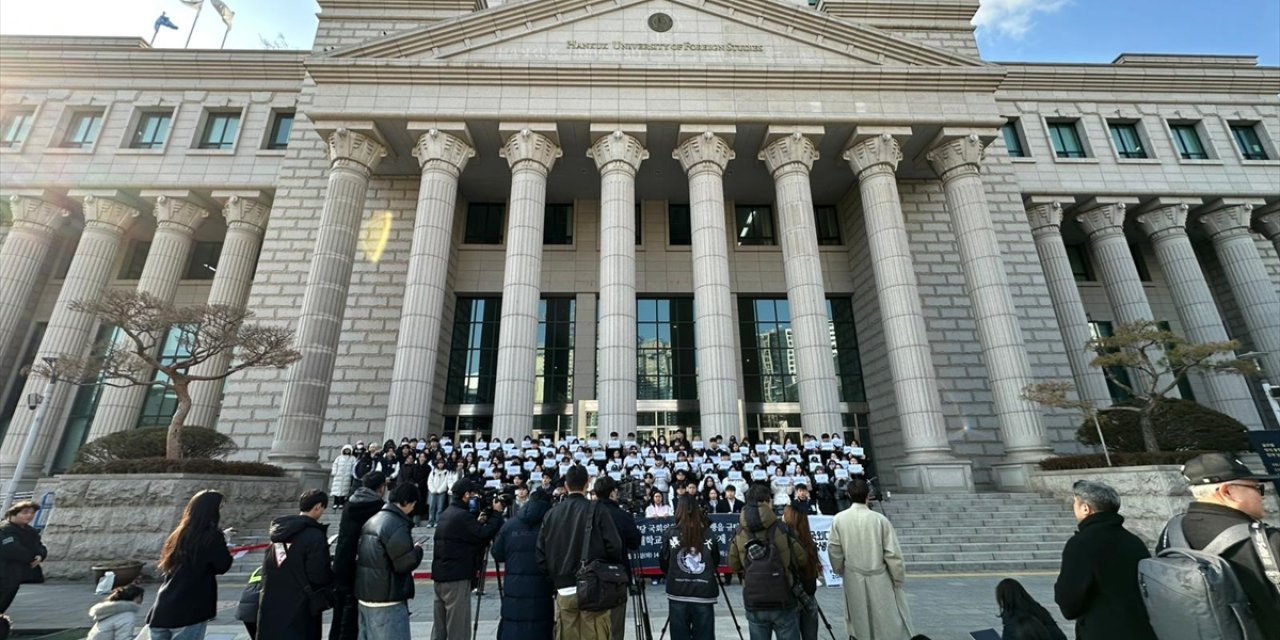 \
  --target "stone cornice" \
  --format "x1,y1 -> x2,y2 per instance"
8,195 -> 72,236
79,195 -> 141,234
759,132 -> 819,177
412,129 -> 476,176
1200,205 -> 1254,240
153,196 -> 212,235
674,131 -> 735,176
842,133 -> 902,178
499,129 -> 561,174
1135,204 -> 1190,241
221,195 -> 273,233
327,129 -> 387,174
999,63 -> 1280,97
817,0 -> 979,26
587,131 -> 648,175
926,134 -> 985,179
1075,204 -> 1127,239
0,47 -> 305,88
1024,201 -> 1064,234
